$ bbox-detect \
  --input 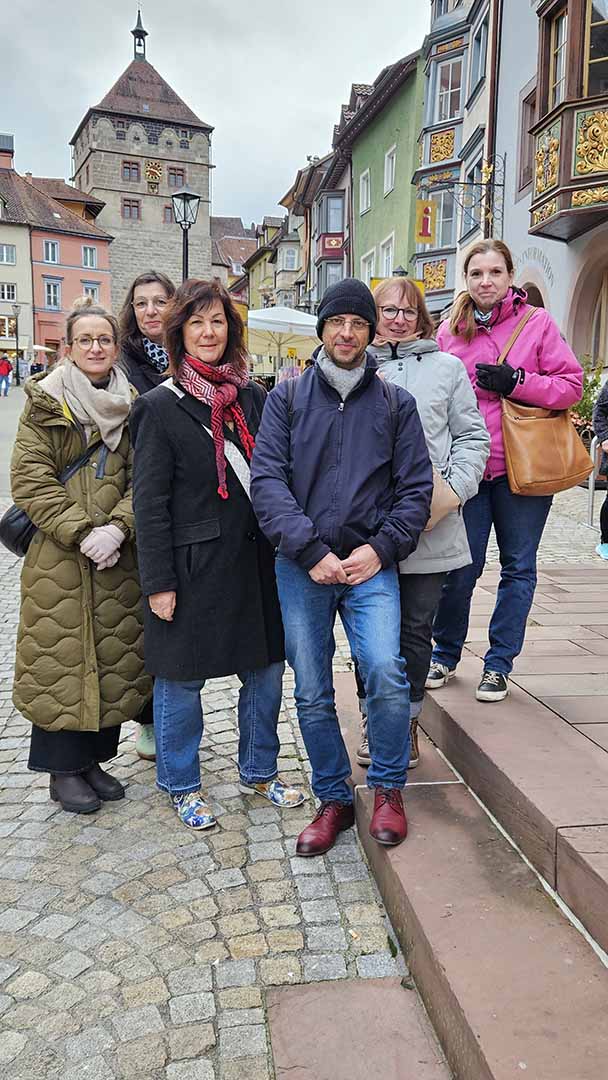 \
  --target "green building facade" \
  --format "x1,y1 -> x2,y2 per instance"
352,57 -> 424,286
